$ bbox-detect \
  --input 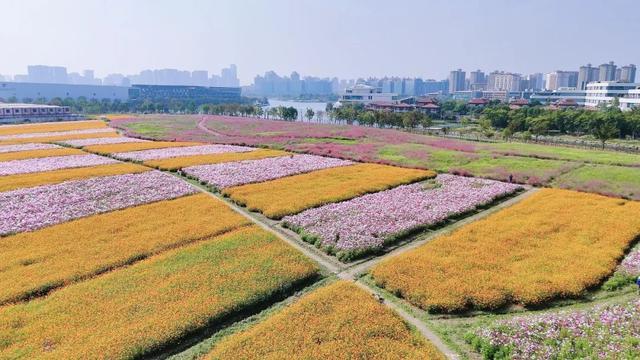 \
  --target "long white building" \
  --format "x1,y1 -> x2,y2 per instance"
339,84 -> 398,105
585,81 -> 640,109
